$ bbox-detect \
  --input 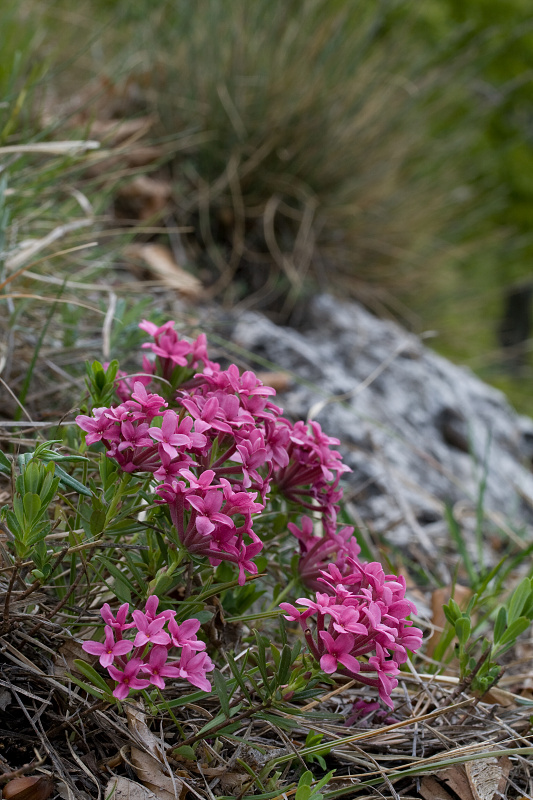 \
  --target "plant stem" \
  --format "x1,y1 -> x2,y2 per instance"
267,578 -> 297,611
